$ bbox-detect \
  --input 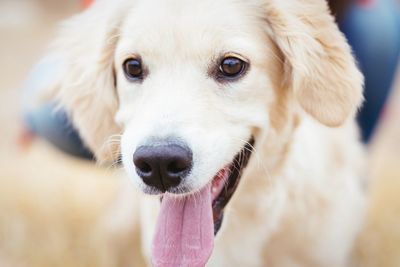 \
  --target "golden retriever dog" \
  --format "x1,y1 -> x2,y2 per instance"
46,0 -> 366,266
